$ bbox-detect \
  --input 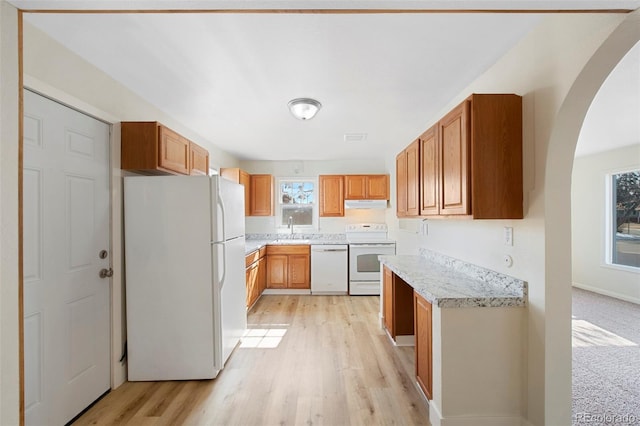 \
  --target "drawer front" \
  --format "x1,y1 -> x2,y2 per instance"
245,250 -> 260,267
266,245 -> 310,256
259,246 -> 267,258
